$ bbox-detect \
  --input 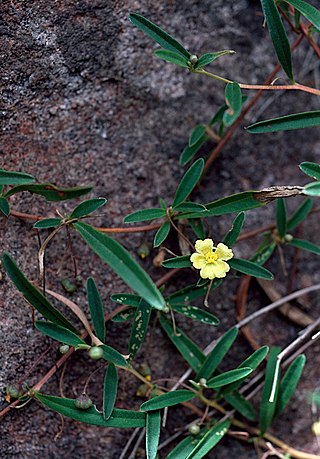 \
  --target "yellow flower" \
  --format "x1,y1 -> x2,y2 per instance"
190,239 -> 234,280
